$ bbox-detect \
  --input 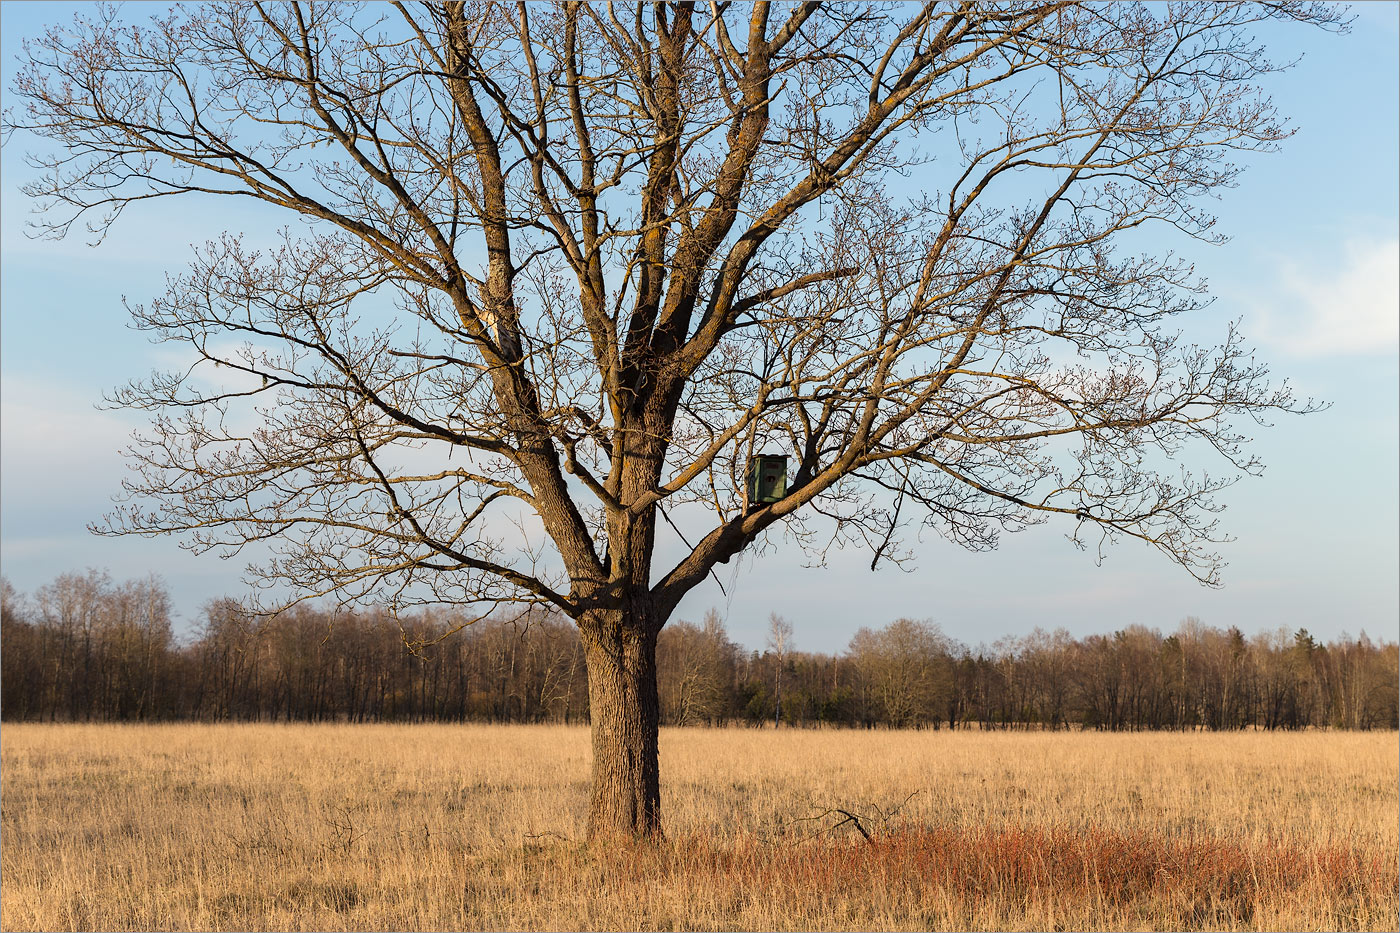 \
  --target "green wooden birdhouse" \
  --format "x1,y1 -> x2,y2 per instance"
745,454 -> 788,511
